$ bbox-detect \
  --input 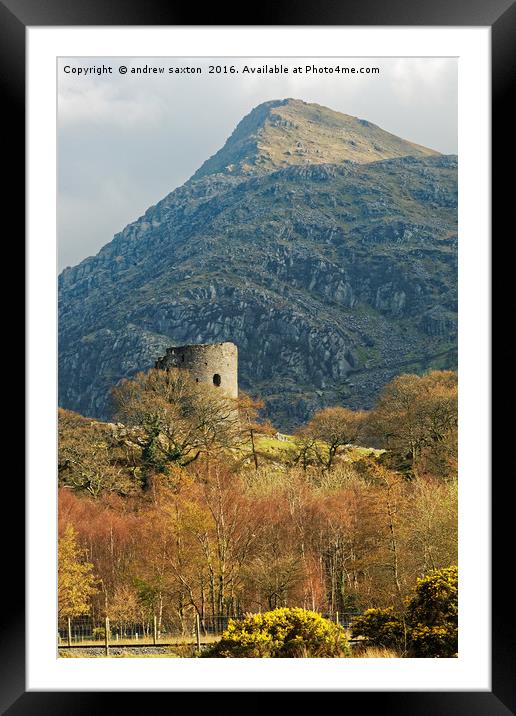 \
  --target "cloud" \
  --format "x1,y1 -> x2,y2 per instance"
59,76 -> 168,131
